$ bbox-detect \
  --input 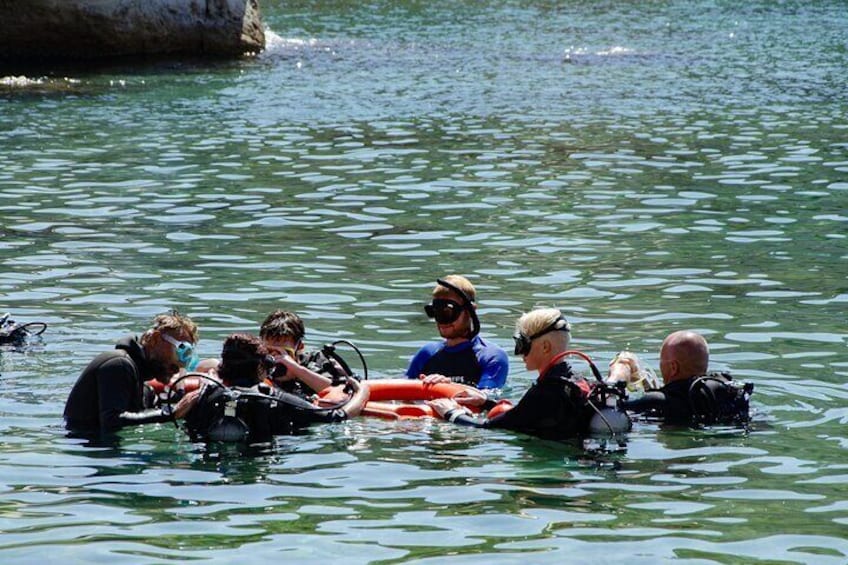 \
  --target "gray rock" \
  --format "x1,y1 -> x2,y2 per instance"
0,0 -> 265,62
